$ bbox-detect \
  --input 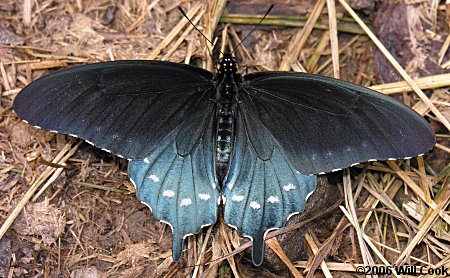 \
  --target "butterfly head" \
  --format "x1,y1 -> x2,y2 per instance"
218,53 -> 239,79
